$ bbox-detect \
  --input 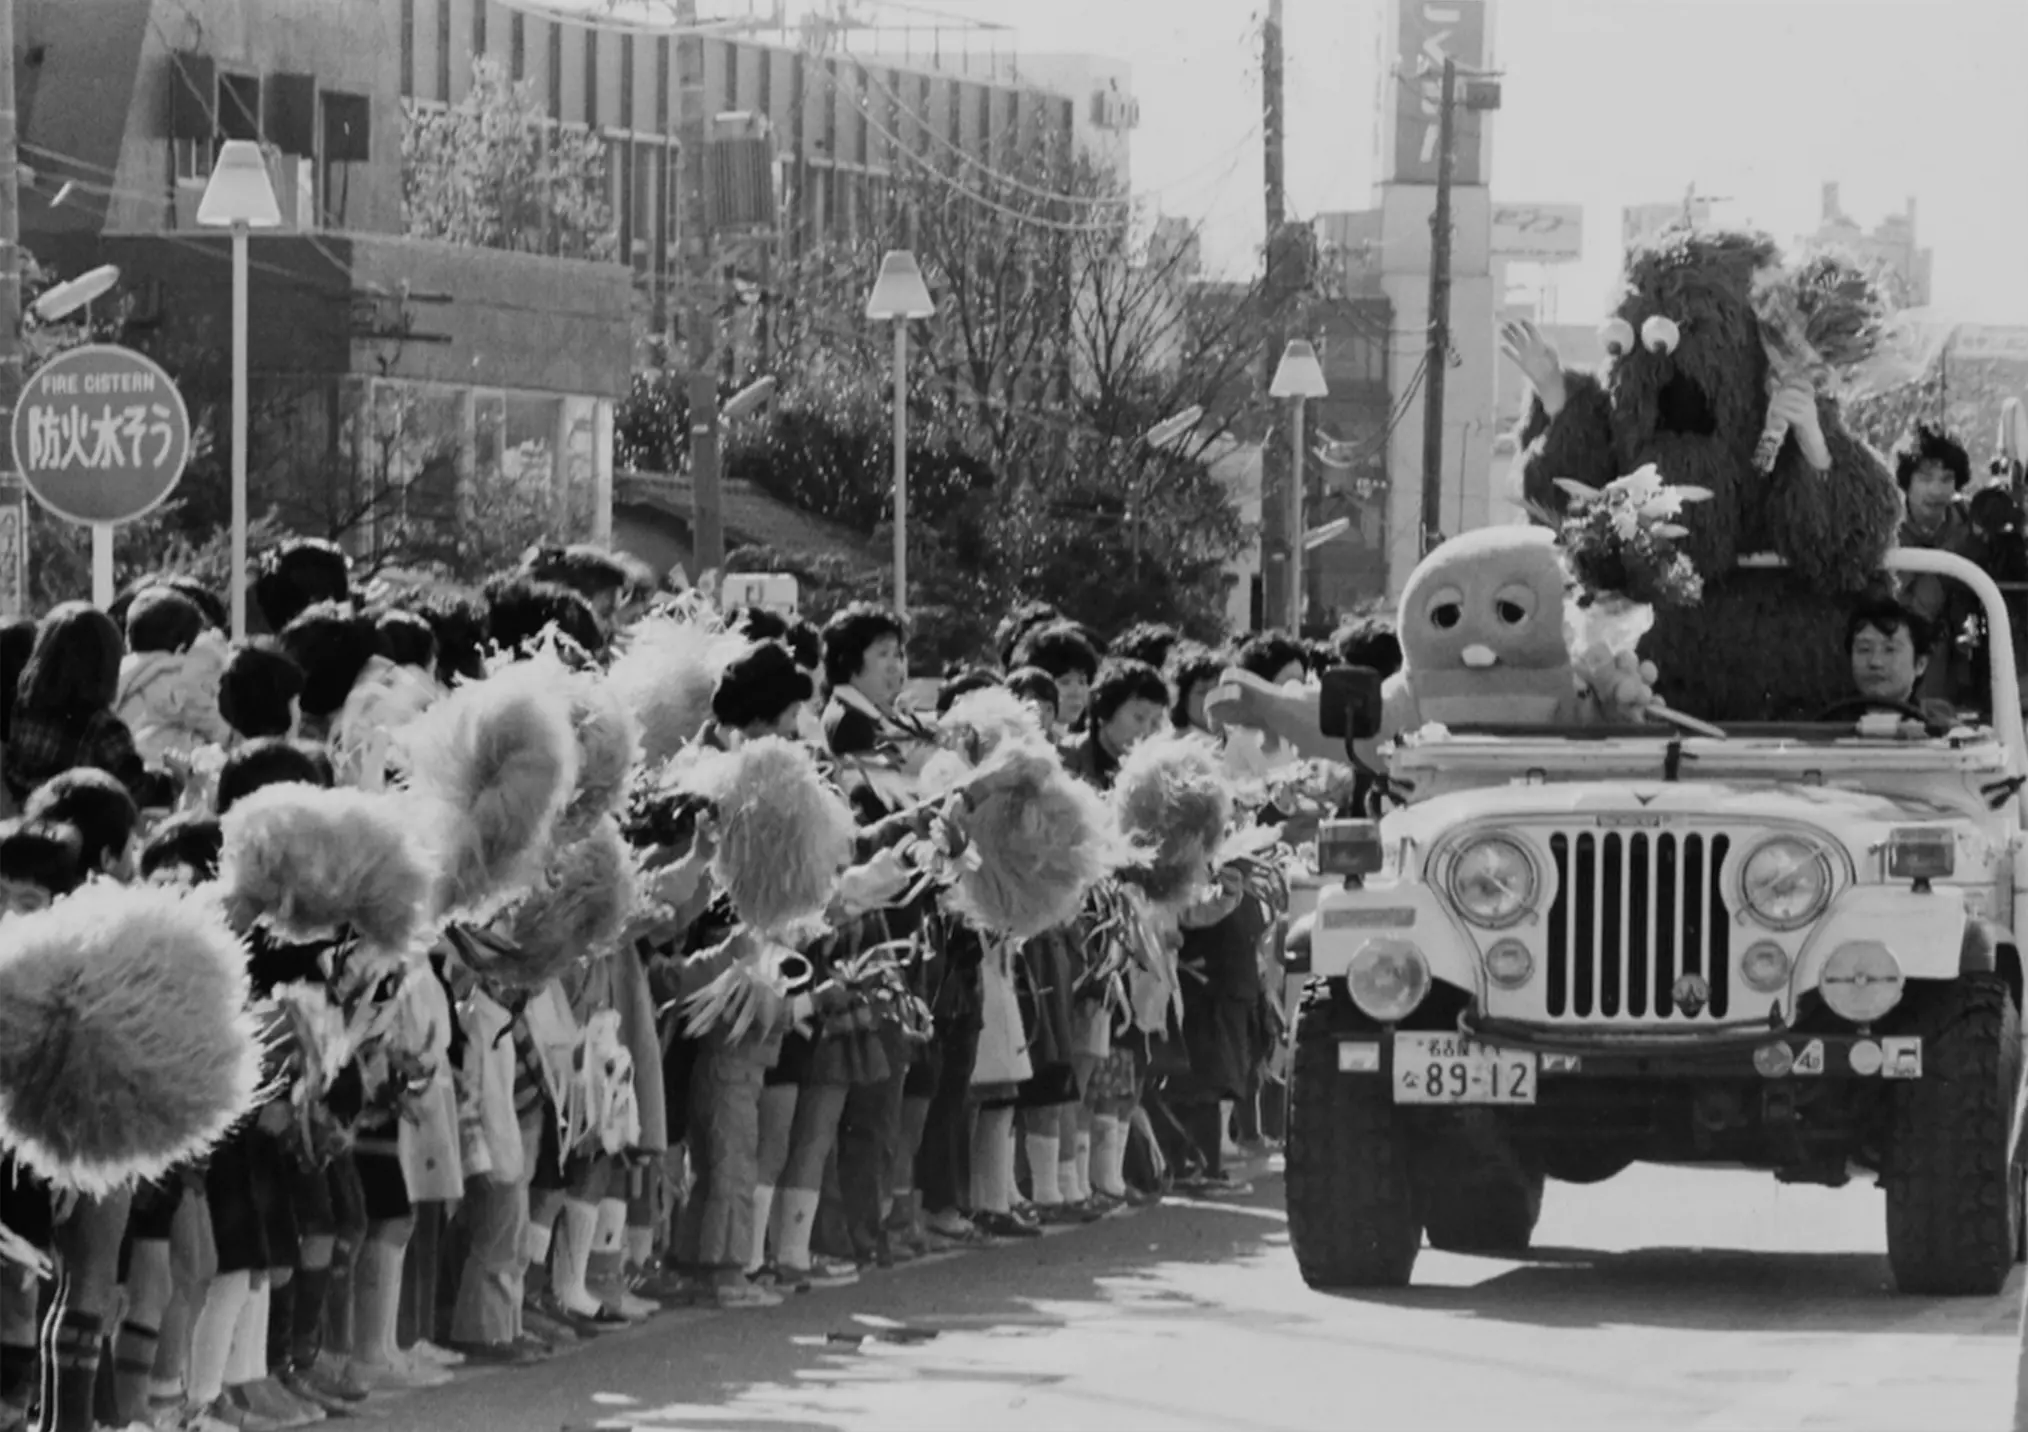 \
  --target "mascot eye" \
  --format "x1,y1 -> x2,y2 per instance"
1598,318 -> 1635,358
1642,315 -> 1681,355
1430,603 -> 1462,630
1493,584 -> 1536,626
